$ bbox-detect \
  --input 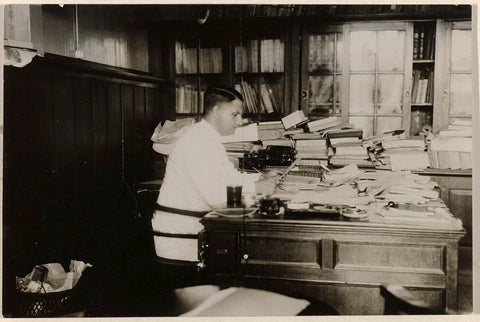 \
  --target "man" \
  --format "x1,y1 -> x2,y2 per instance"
151,86 -> 248,288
